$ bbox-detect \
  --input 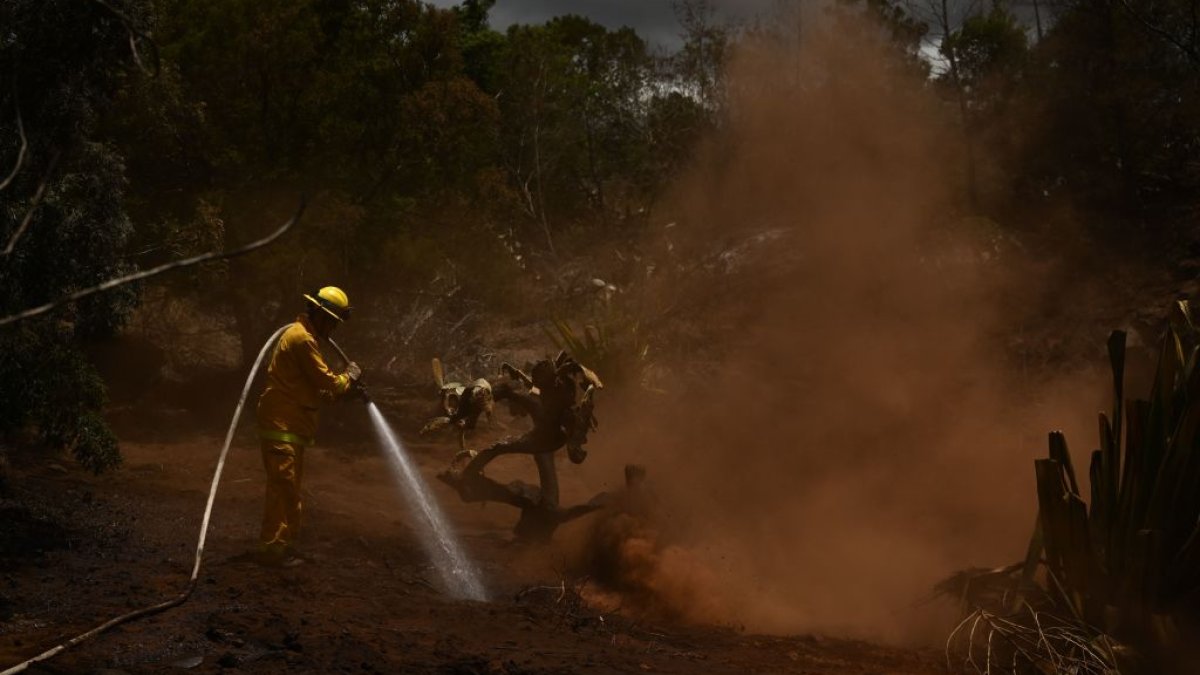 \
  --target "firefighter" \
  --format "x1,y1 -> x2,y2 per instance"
255,286 -> 362,567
